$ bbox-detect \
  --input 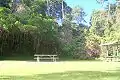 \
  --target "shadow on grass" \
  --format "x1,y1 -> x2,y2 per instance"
0,56 -> 101,62
1,71 -> 120,80
107,67 -> 120,73
0,56 -> 35,62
